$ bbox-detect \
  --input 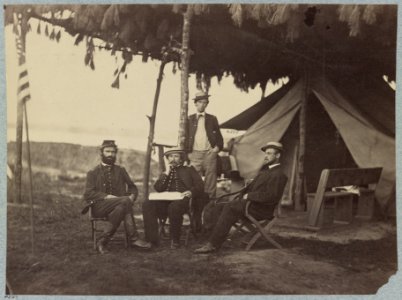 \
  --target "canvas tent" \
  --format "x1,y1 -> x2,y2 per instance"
221,75 -> 395,215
